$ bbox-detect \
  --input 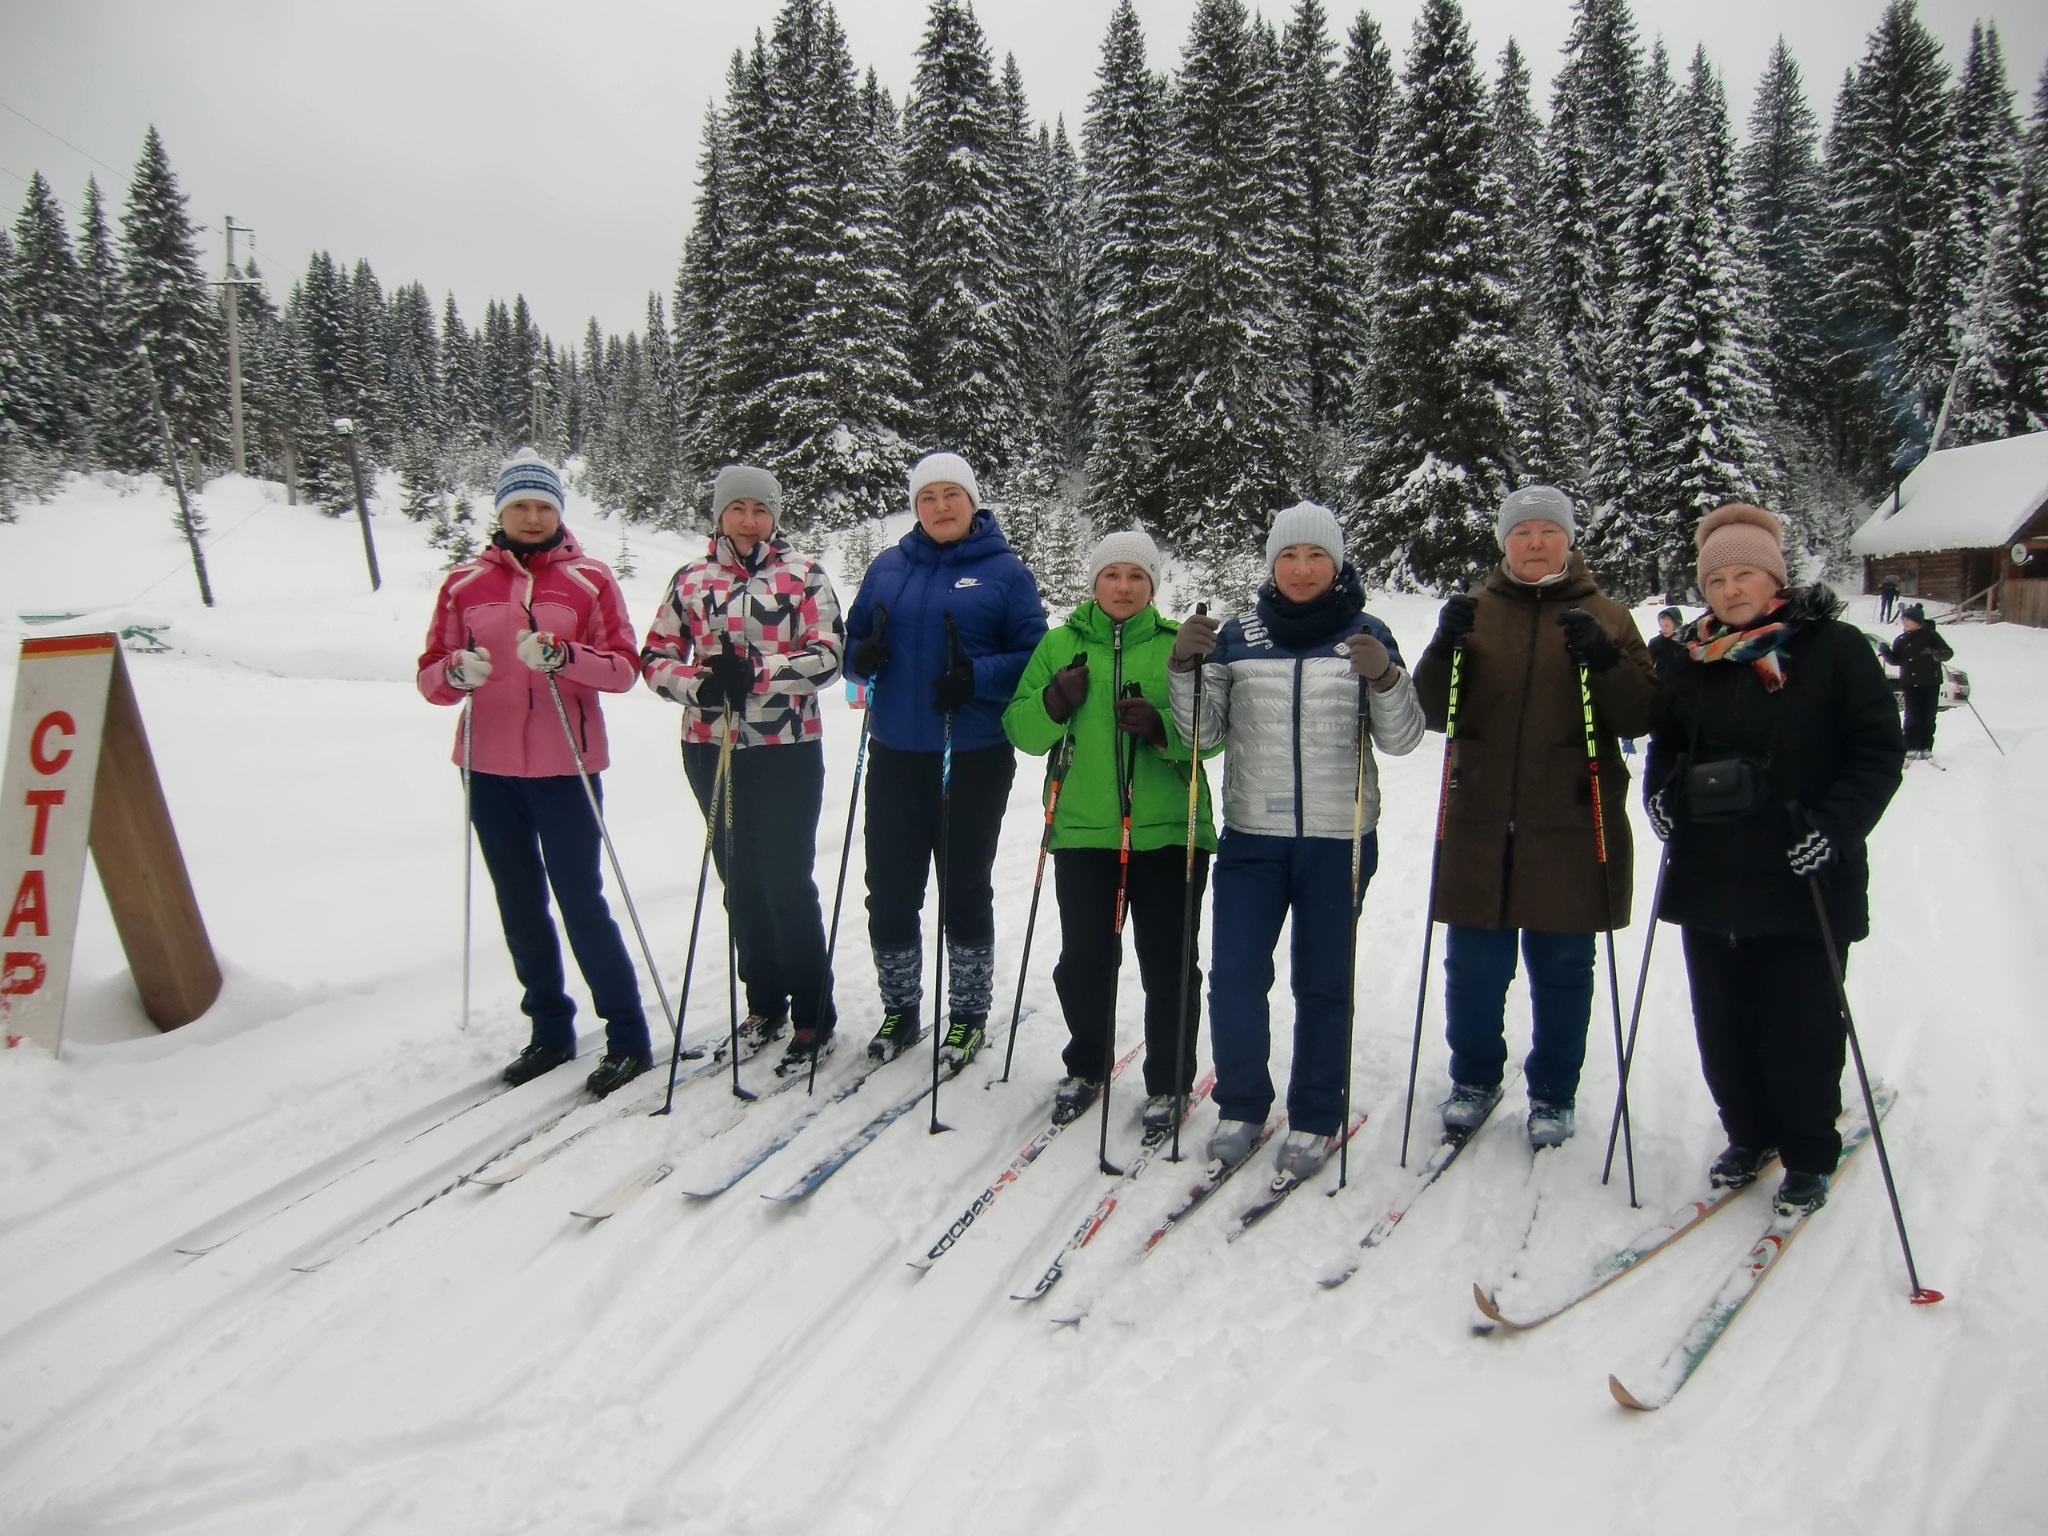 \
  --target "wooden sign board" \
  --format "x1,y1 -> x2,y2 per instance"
1,634 -> 220,1056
